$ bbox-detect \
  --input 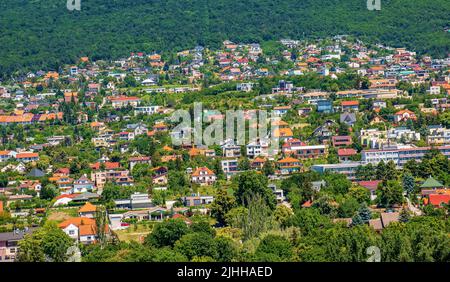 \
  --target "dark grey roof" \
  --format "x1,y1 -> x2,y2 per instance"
27,168 -> 45,177
340,112 -> 357,124
73,192 -> 100,201
0,227 -> 37,242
